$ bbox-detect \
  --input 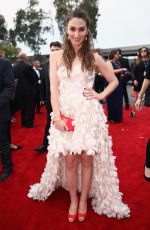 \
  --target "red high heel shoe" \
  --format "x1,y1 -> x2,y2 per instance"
68,198 -> 79,223
68,211 -> 78,223
78,211 -> 87,221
